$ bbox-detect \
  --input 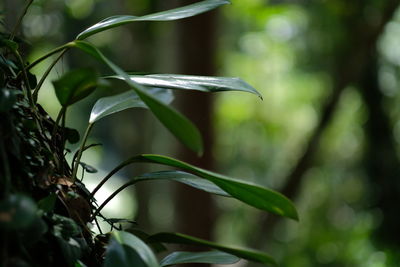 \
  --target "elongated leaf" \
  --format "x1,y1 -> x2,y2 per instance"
70,41 -> 203,154
105,231 -> 160,267
160,251 -> 239,266
104,239 -> 146,267
52,68 -> 99,107
107,74 -> 262,99
135,171 -> 230,197
76,0 -> 230,40
149,232 -> 276,266
89,88 -> 173,123
130,154 -> 298,220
